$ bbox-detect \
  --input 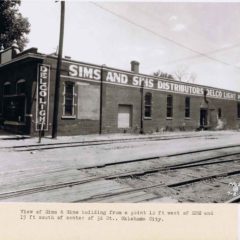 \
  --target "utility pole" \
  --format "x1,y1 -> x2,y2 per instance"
99,65 -> 105,134
140,81 -> 144,134
52,0 -> 65,138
